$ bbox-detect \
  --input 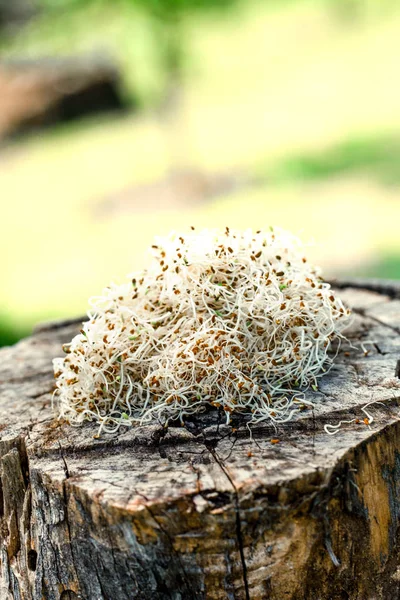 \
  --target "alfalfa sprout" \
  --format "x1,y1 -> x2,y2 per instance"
53,227 -> 352,434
